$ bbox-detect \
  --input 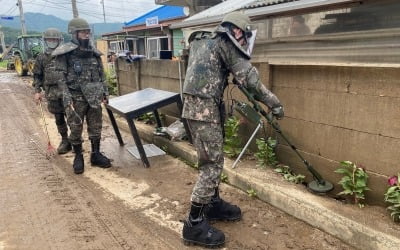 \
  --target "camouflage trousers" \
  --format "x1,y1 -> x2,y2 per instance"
47,99 -> 68,137
66,99 -> 103,145
47,98 -> 65,114
188,119 -> 224,204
